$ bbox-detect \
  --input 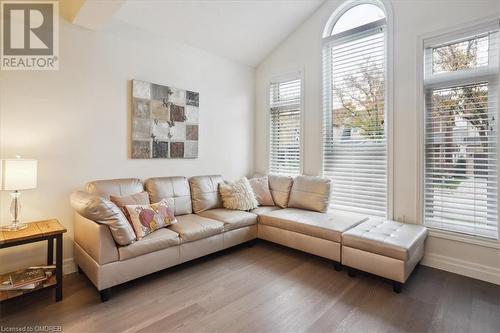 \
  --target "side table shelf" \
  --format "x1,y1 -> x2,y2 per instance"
0,219 -> 66,302
0,272 -> 56,302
